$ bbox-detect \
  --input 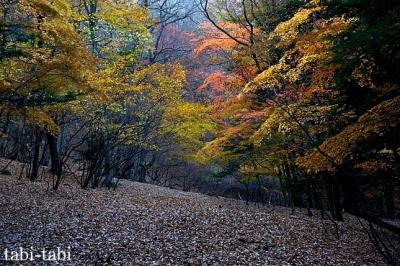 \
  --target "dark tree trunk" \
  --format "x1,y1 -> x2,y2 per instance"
30,129 -> 43,181
306,182 -> 314,217
341,175 -> 361,216
47,133 -> 62,190
328,176 -> 344,221
384,178 -> 395,219
102,143 -> 114,187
